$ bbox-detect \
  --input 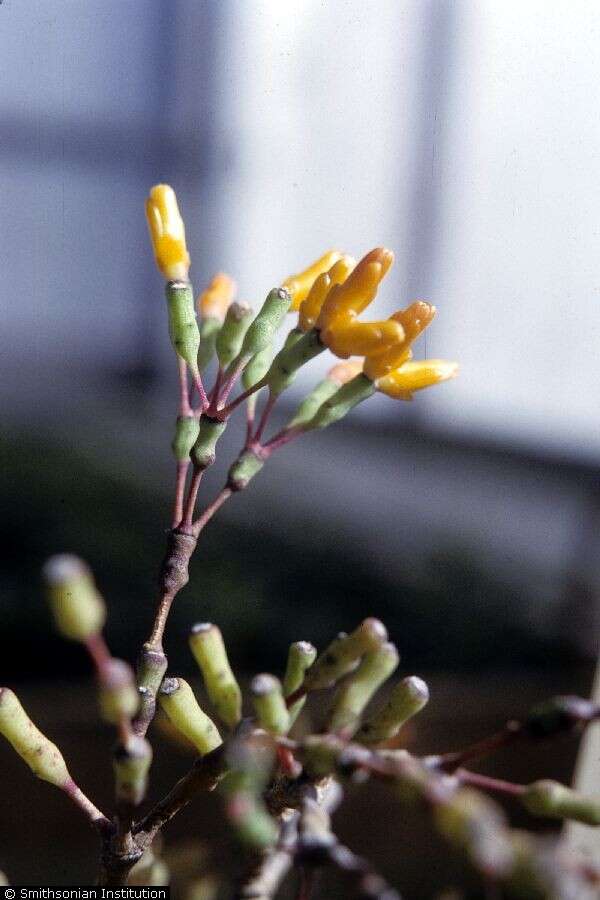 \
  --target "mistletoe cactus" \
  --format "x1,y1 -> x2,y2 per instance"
0,184 -> 598,898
